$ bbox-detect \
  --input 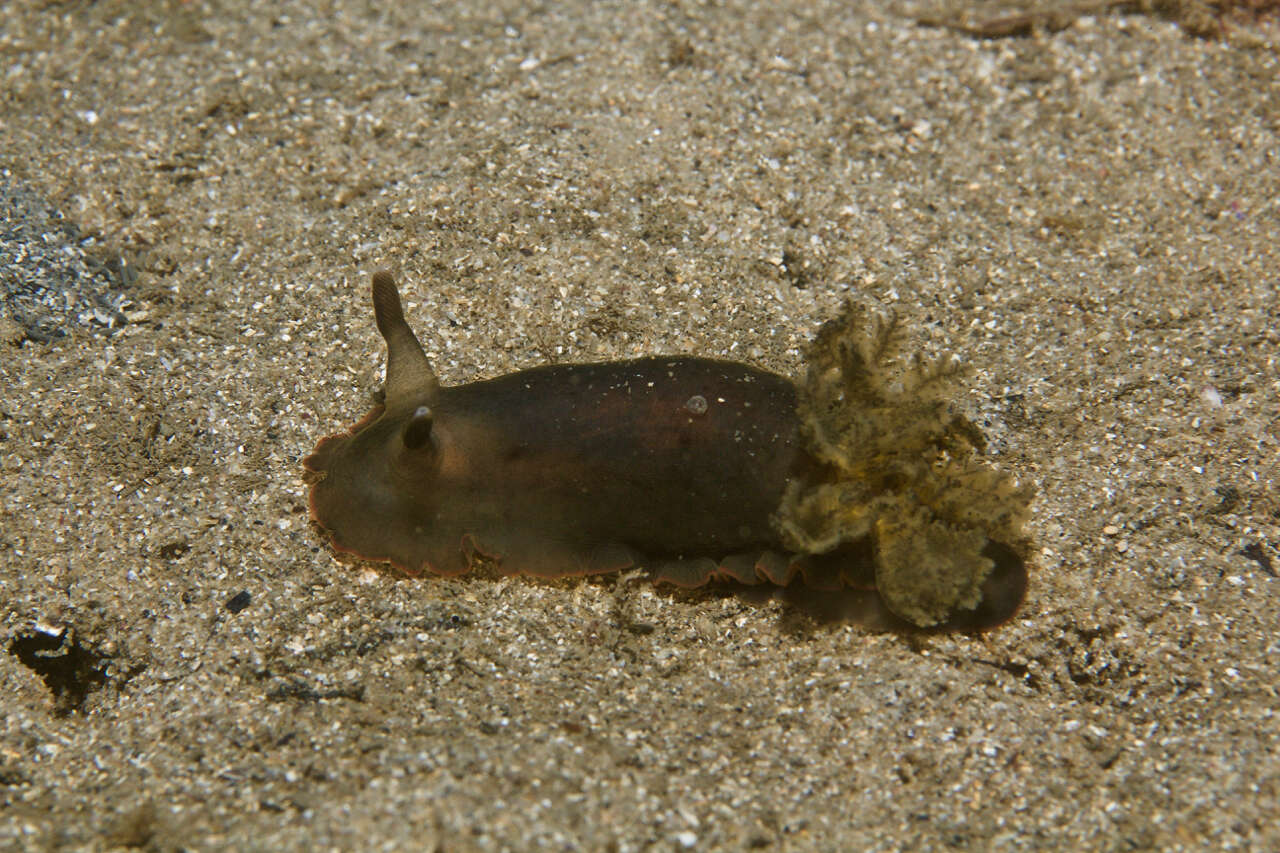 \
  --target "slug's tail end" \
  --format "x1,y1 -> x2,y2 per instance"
778,299 -> 1035,628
